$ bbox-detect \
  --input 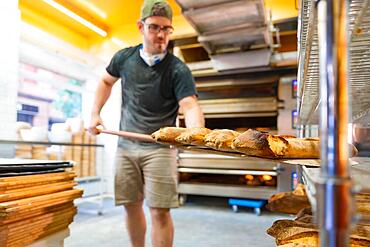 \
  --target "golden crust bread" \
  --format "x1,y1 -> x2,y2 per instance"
175,127 -> 212,146
269,136 -> 320,158
151,127 -> 187,145
267,207 -> 370,247
278,243 -> 316,247
266,184 -> 310,214
232,129 -> 358,159
292,184 -> 307,196
231,129 -> 320,158
356,193 -> 370,214
231,129 -> 278,158
204,129 -> 240,152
